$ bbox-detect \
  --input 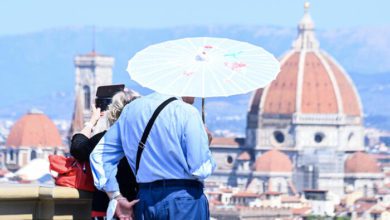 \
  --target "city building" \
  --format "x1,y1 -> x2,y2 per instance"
0,109 -> 65,172
303,189 -> 335,216
344,151 -> 384,197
